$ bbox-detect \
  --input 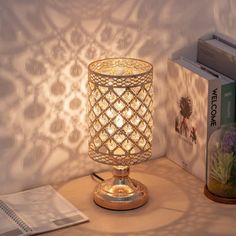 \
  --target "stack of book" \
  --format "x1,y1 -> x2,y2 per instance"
167,32 -> 236,181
